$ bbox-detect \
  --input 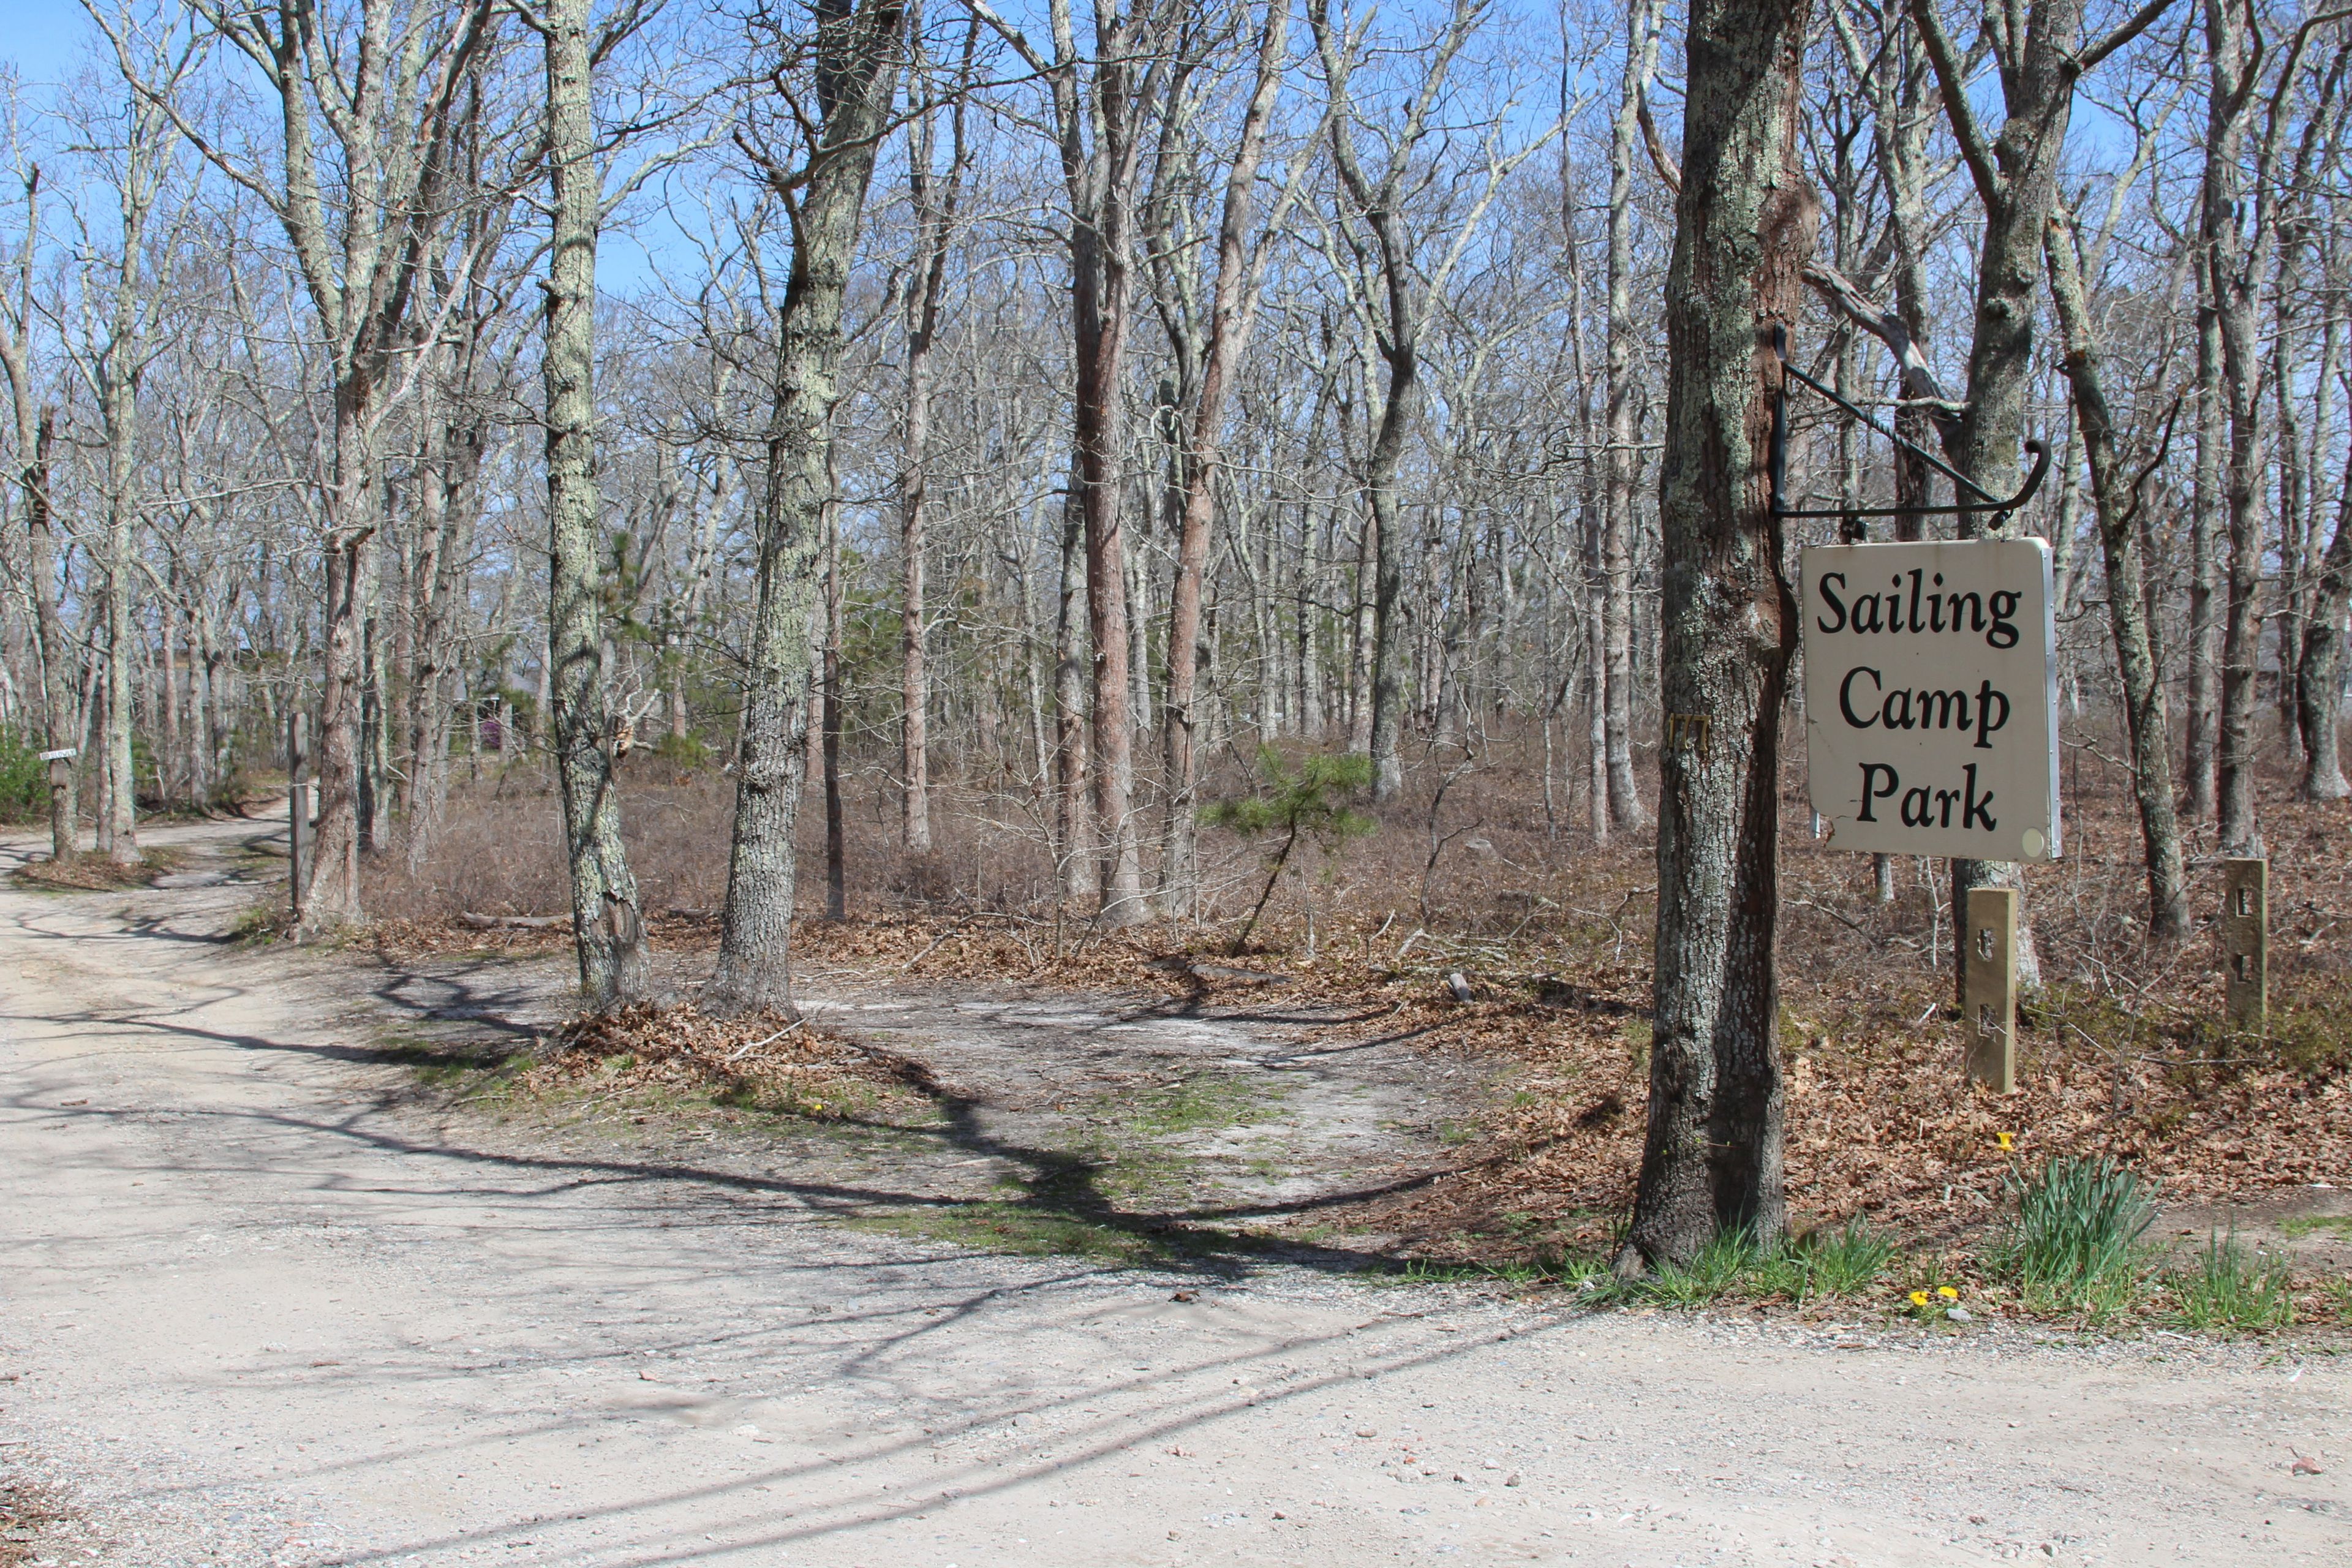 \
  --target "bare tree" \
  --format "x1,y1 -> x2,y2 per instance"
895,9 -> 974,856
1156,0 -> 1311,919
526,0 -> 652,1008
709,0 -> 907,1014
99,0 -> 500,933
2046,206 -> 2189,941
